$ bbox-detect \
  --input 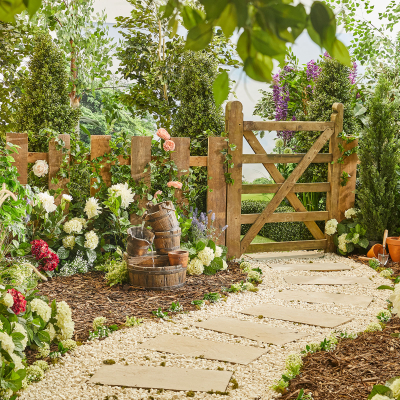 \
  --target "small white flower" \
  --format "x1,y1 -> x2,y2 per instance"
214,246 -> 222,258
0,332 -> 14,354
325,219 -> 338,235
338,233 -> 348,253
108,183 -> 135,209
38,192 -> 57,213
30,299 -> 51,323
283,147 -> 292,154
2,293 -> 13,308
62,235 -> 76,249
32,160 -> 49,177
63,218 -> 84,234
187,258 -> 204,275
197,247 -> 214,267
93,317 -> 107,330
84,197 -> 101,219
221,260 -> 228,270
344,208 -> 357,219
84,231 -> 99,250
390,378 -> 400,398
275,138 -> 284,148
12,322 -> 28,348
62,194 -> 73,202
